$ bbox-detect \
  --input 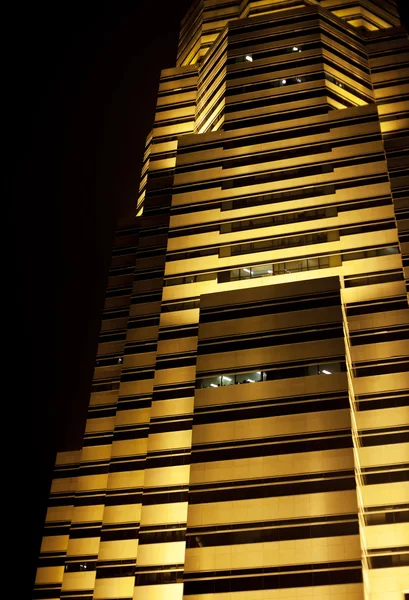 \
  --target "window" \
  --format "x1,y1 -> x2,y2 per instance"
197,363 -> 343,389
274,257 -> 330,274
91,381 -> 120,392
228,231 -> 329,256
162,300 -> 200,312
198,371 -> 265,389
234,54 -> 253,63
368,551 -> 409,569
219,256 -> 332,284
165,272 -> 215,286
65,561 -> 96,572
235,371 -> 265,385
221,208 -> 331,234
342,246 -> 399,261
229,266 -> 271,281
